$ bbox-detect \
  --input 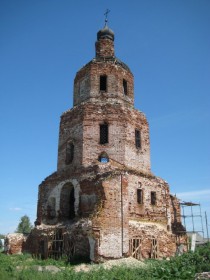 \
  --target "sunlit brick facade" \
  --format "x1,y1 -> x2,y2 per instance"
27,22 -> 187,262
